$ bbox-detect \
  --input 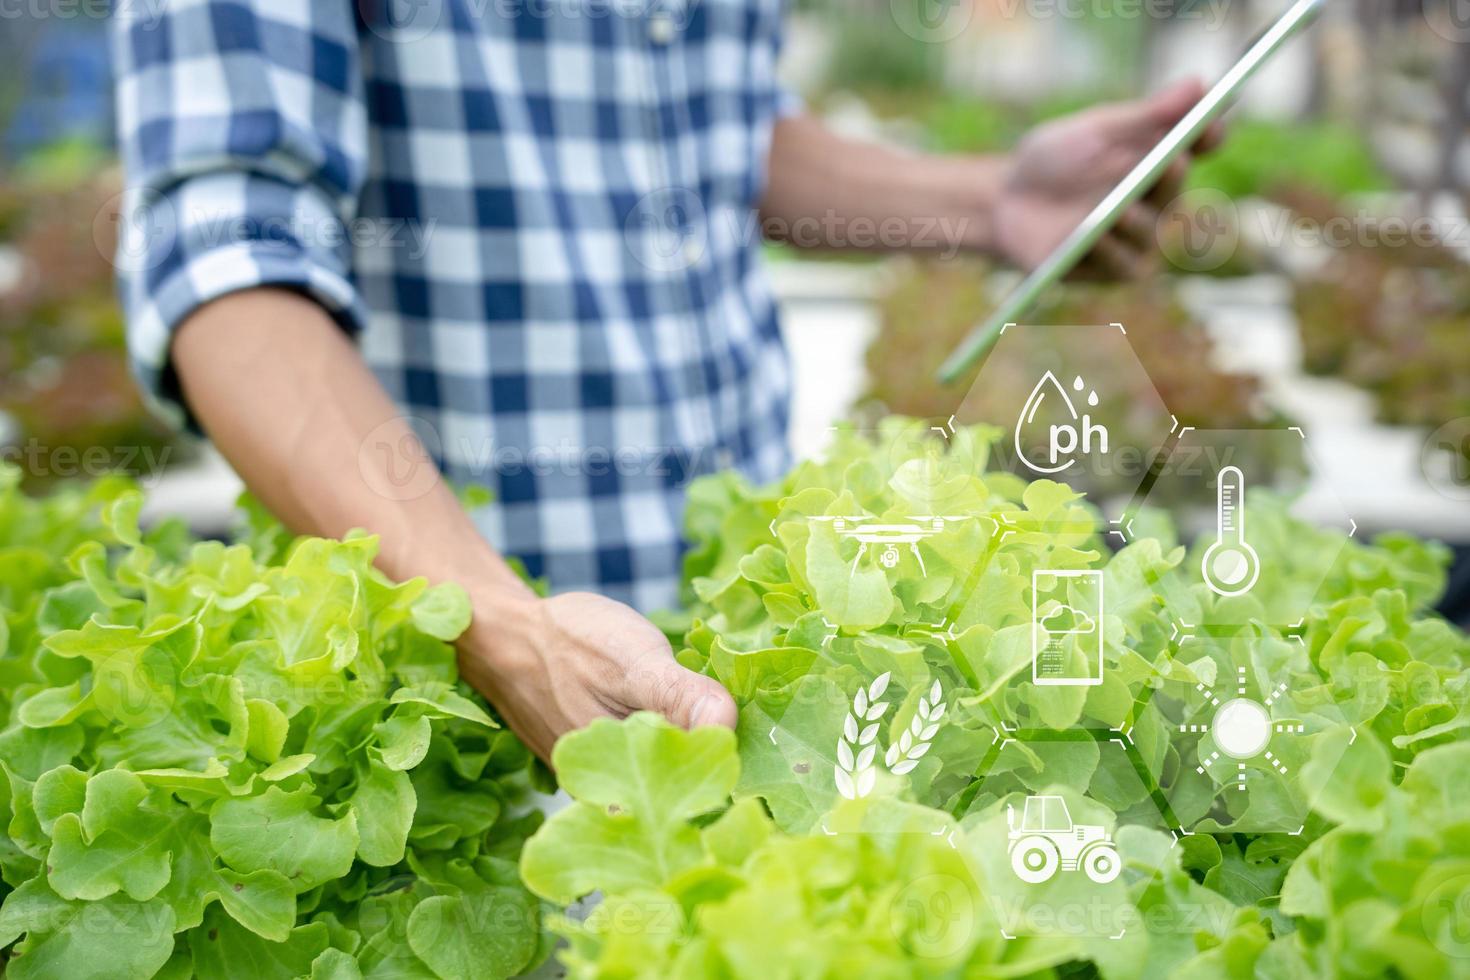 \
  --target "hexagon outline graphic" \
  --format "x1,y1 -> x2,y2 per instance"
948,321 -> 1178,523
1118,425 -> 1357,633
1124,626 -> 1358,836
